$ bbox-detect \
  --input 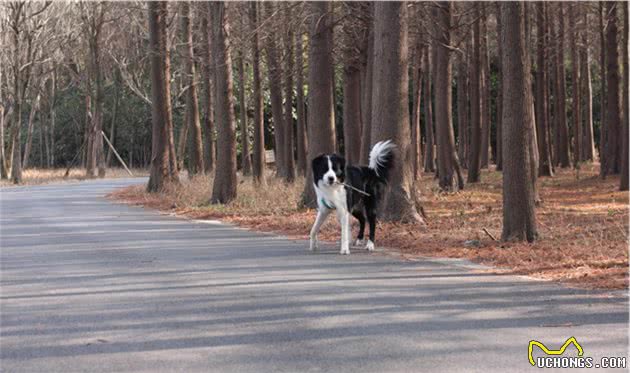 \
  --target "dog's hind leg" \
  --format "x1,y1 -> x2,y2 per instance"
351,210 -> 366,246
309,208 -> 331,251
366,212 -> 376,251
